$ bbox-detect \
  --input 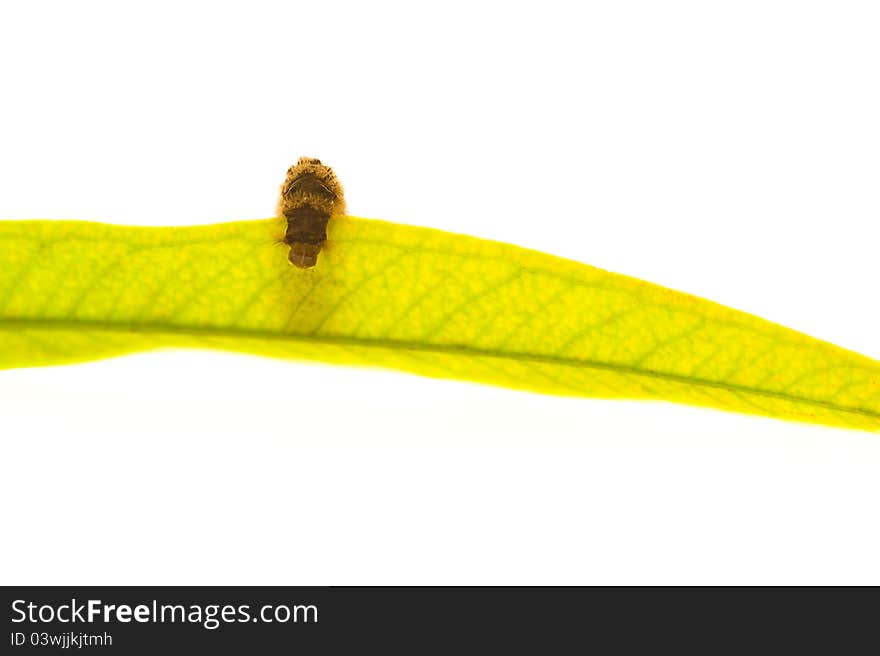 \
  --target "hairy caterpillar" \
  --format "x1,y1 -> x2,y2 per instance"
277,157 -> 346,268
